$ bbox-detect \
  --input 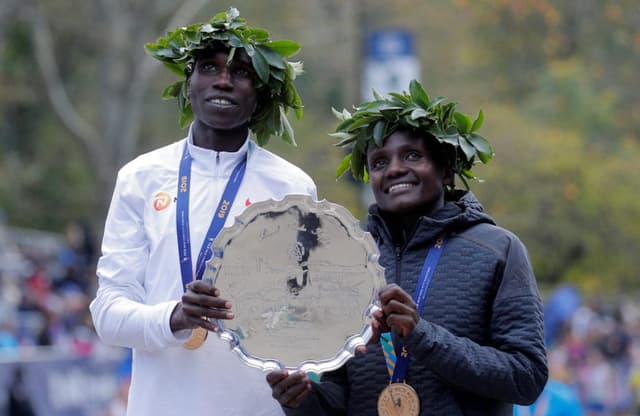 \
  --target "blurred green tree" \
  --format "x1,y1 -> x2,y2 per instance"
0,0 -> 638,292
